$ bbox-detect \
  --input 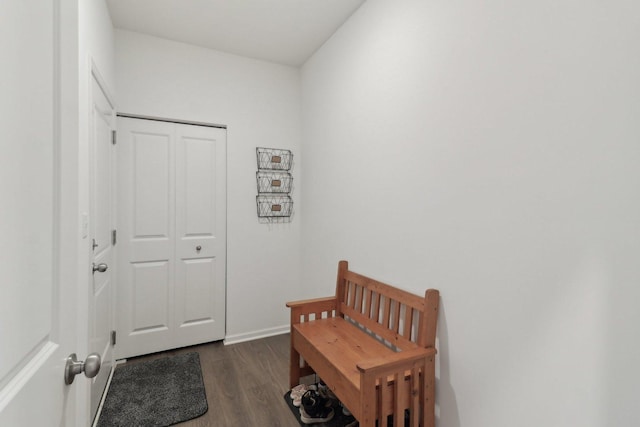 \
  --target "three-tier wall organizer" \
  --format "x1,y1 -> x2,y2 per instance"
256,147 -> 293,222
